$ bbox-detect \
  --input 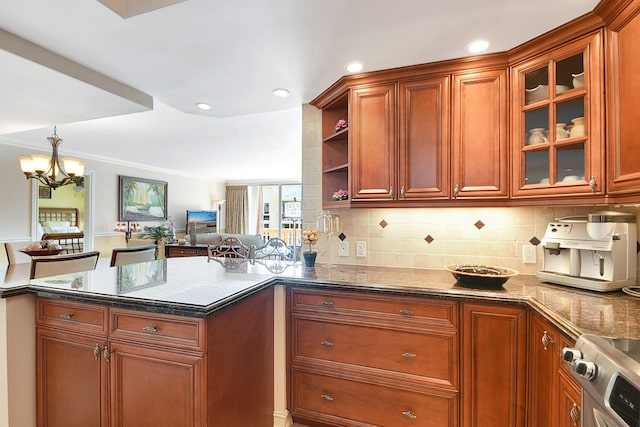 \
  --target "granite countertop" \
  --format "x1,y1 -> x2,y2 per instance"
2,257 -> 639,340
